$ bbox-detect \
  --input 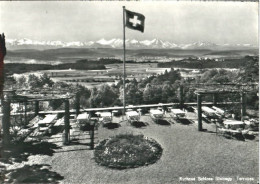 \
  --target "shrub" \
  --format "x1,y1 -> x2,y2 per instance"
94,133 -> 163,169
